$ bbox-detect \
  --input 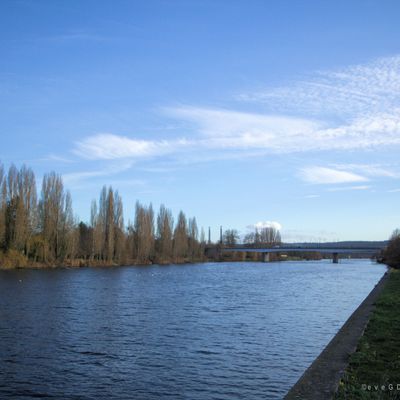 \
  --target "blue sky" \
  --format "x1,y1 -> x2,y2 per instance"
1,0 -> 400,242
